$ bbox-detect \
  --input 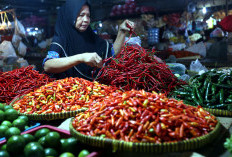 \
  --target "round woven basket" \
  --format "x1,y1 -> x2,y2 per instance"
203,108 -> 232,117
69,118 -> 222,153
9,95 -> 88,121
